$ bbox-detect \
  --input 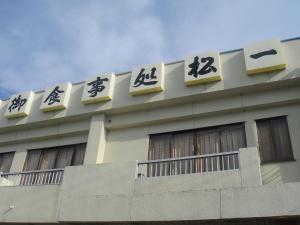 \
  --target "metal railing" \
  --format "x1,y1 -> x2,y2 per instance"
0,168 -> 64,186
137,151 -> 239,178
